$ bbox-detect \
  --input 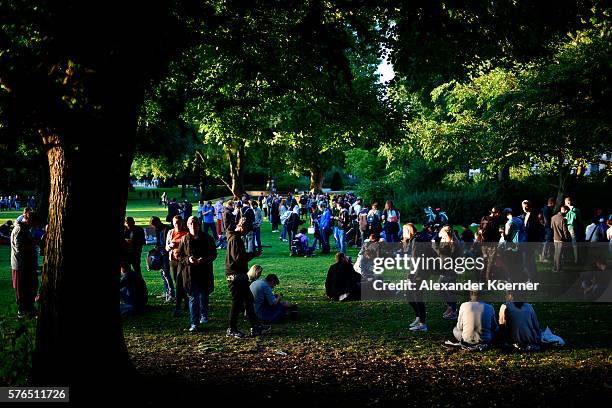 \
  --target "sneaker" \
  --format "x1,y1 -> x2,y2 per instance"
189,324 -> 198,332
226,328 -> 246,338
409,323 -> 428,332
165,296 -> 175,303
200,316 -> 209,325
17,310 -> 25,319
409,317 -> 420,328
251,324 -> 272,336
